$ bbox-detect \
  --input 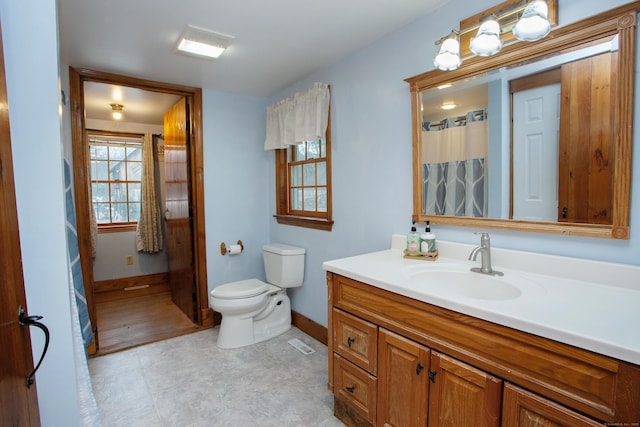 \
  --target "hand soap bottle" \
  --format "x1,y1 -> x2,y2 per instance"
406,224 -> 420,256
420,221 -> 437,253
